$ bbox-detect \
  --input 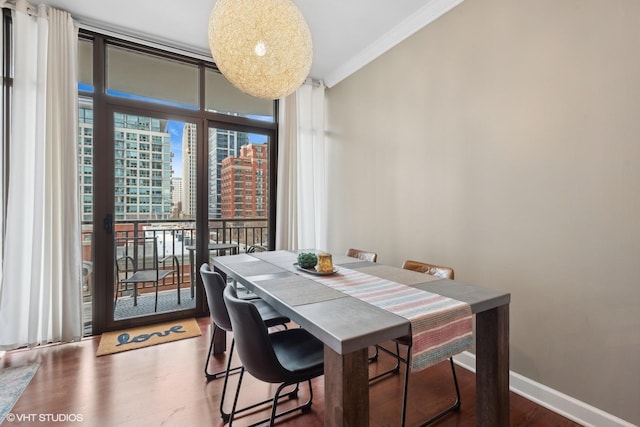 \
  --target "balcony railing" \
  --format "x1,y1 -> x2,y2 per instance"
81,217 -> 268,301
